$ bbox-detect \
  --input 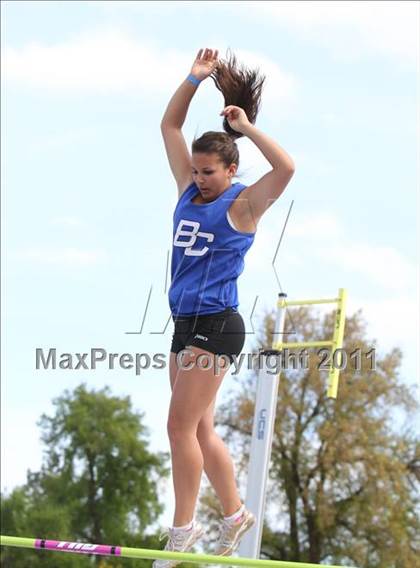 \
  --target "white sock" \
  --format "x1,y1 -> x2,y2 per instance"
224,504 -> 245,524
172,520 -> 194,532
